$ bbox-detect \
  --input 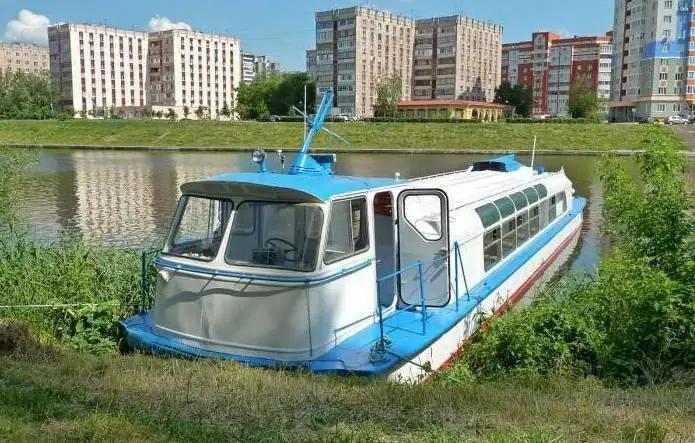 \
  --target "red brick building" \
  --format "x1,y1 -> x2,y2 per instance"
501,32 -> 612,116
